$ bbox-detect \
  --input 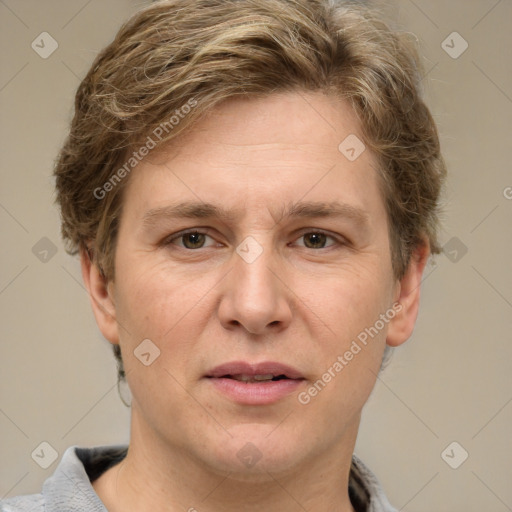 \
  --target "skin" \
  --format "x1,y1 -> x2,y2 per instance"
82,91 -> 429,512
